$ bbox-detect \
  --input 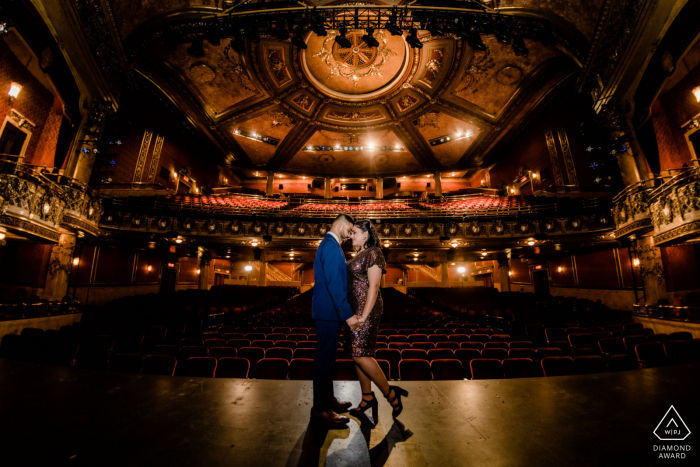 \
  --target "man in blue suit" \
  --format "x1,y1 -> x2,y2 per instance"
310,213 -> 360,428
